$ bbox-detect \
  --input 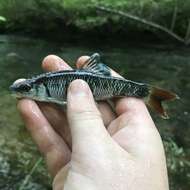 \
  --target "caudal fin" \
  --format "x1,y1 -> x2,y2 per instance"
147,86 -> 179,119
